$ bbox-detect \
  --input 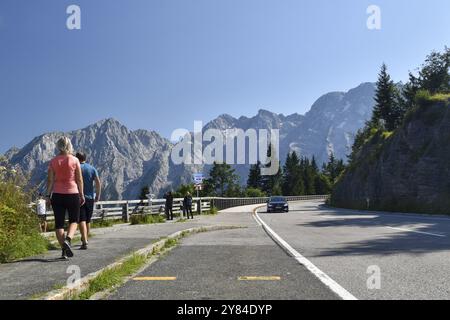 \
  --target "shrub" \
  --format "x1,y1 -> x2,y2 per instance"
0,180 -> 50,263
130,214 -> 166,225
244,188 -> 266,198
